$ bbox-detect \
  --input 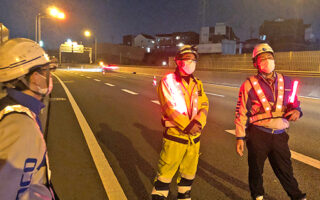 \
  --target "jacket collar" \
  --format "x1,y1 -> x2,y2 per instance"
7,88 -> 45,116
